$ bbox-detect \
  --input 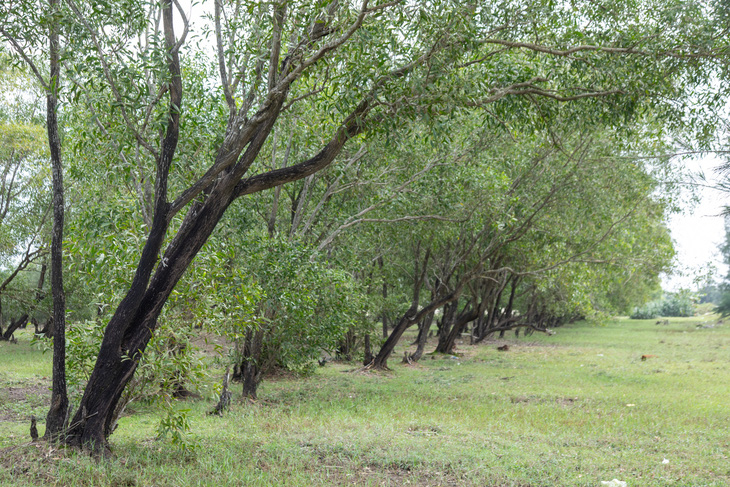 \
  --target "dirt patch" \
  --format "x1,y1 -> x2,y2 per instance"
189,331 -> 230,357
0,379 -> 50,422
509,395 -> 579,407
